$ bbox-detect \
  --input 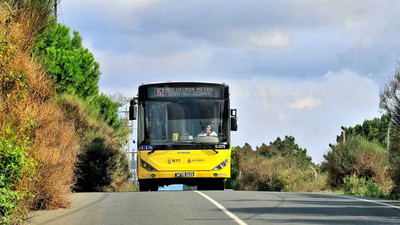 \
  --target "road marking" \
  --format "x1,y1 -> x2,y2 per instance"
195,191 -> 247,225
335,194 -> 400,210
